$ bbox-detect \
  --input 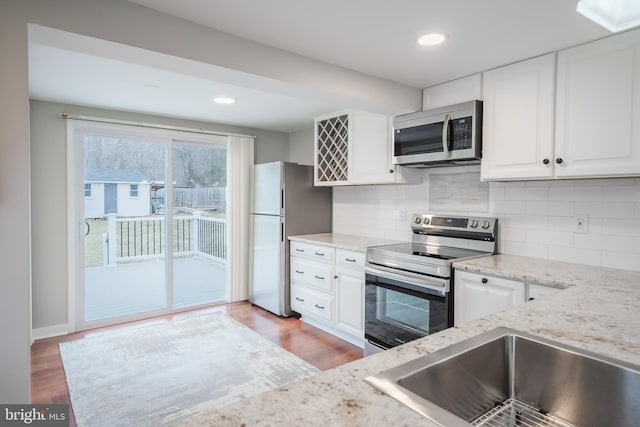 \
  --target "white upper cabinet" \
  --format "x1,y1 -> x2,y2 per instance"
314,110 -> 420,186
482,29 -> 640,181
481,54 -> 556,180
554,29 -> 640,178
422,74 -> 482,110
